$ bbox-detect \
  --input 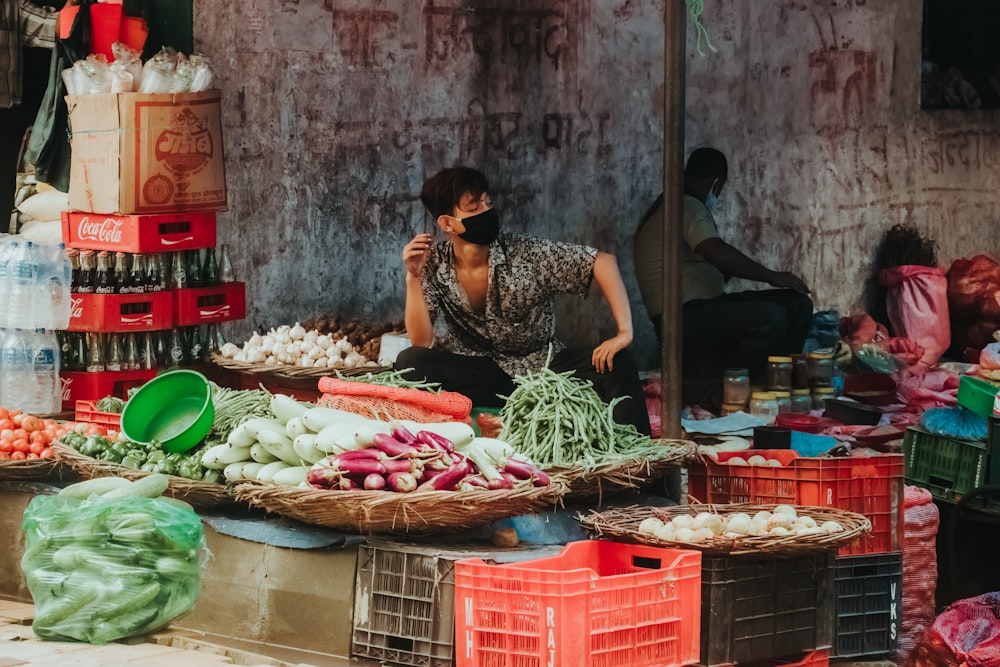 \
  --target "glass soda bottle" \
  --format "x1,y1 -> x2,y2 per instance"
219,244 -> 235,282
94,251 -> 115,294
203,247 -> 220,285
129,253 -> 146,294
114,252 -> 129,294
106,333 -> 125,371
86,332 -> 106,372
170,251 -> 187,289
